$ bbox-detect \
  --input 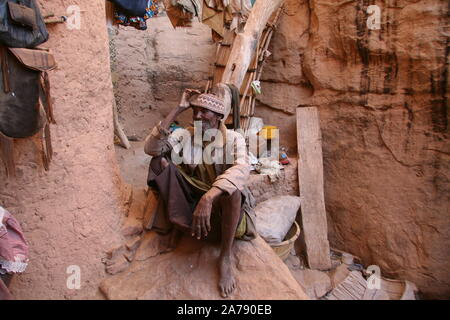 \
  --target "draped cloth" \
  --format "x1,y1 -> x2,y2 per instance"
112,0 -> 160,30
0,206 -> 29,275
147,156 -> 256,241
0,207 -> 28,300
164,0 -> 202,28
202,0 -> 254,37
163,0 -> 254,35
